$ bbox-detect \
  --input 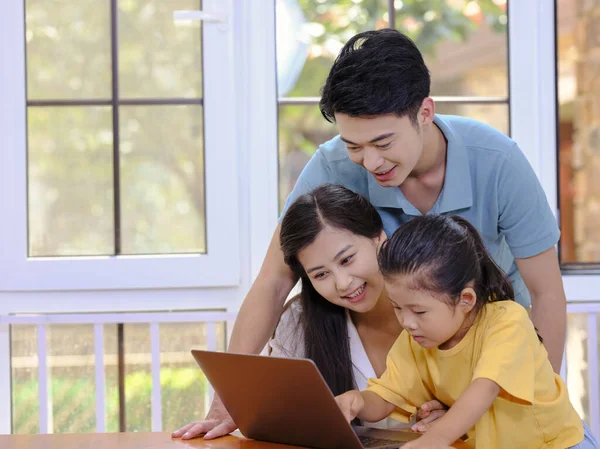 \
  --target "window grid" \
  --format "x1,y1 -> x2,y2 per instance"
278,97 -> 509,106
110,0 -> 122,254
24,0 -> 204,256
